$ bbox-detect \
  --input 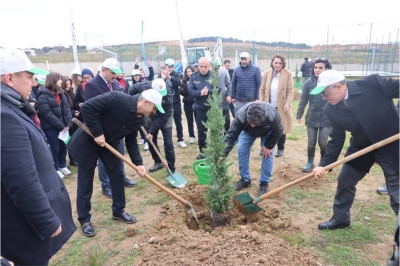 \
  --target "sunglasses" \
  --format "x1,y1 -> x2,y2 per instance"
321,84 -> 336,97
